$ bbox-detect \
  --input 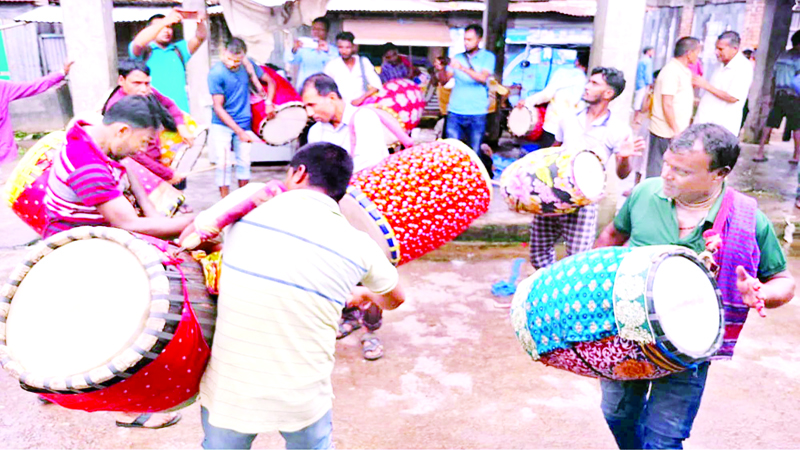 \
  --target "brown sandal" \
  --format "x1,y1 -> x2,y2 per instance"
361,333 -> 384,361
